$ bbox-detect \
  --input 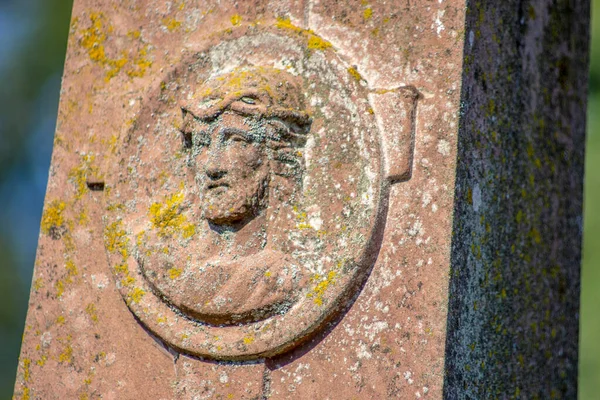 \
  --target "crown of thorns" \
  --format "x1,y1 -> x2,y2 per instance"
180,67 -> 312,145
